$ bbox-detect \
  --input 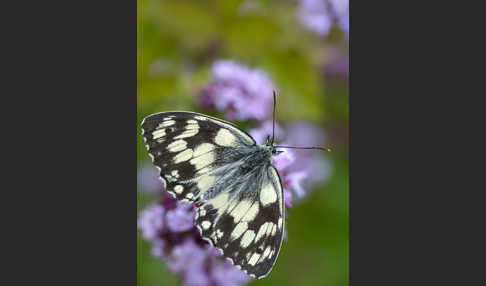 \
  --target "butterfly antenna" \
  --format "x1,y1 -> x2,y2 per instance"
274,145 -> 332,152
271,89 -> 277,145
